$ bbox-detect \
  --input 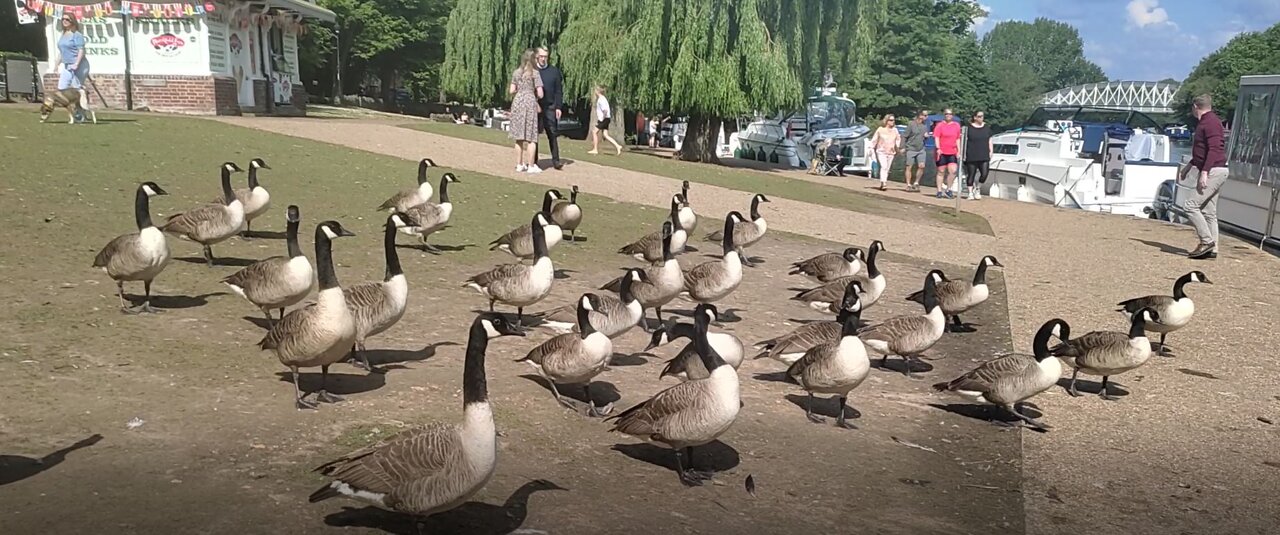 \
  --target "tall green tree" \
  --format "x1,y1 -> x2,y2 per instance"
441,0 -> 571,106
981,18 -> 1106,91
1176,21 -> 1280,123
